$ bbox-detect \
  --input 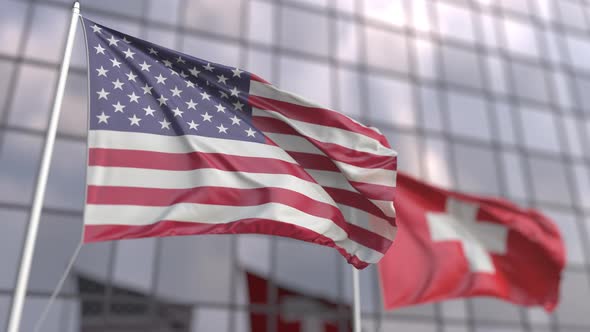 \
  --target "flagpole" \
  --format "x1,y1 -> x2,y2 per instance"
352,267 -> 361,332
7,2 -> 80,332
